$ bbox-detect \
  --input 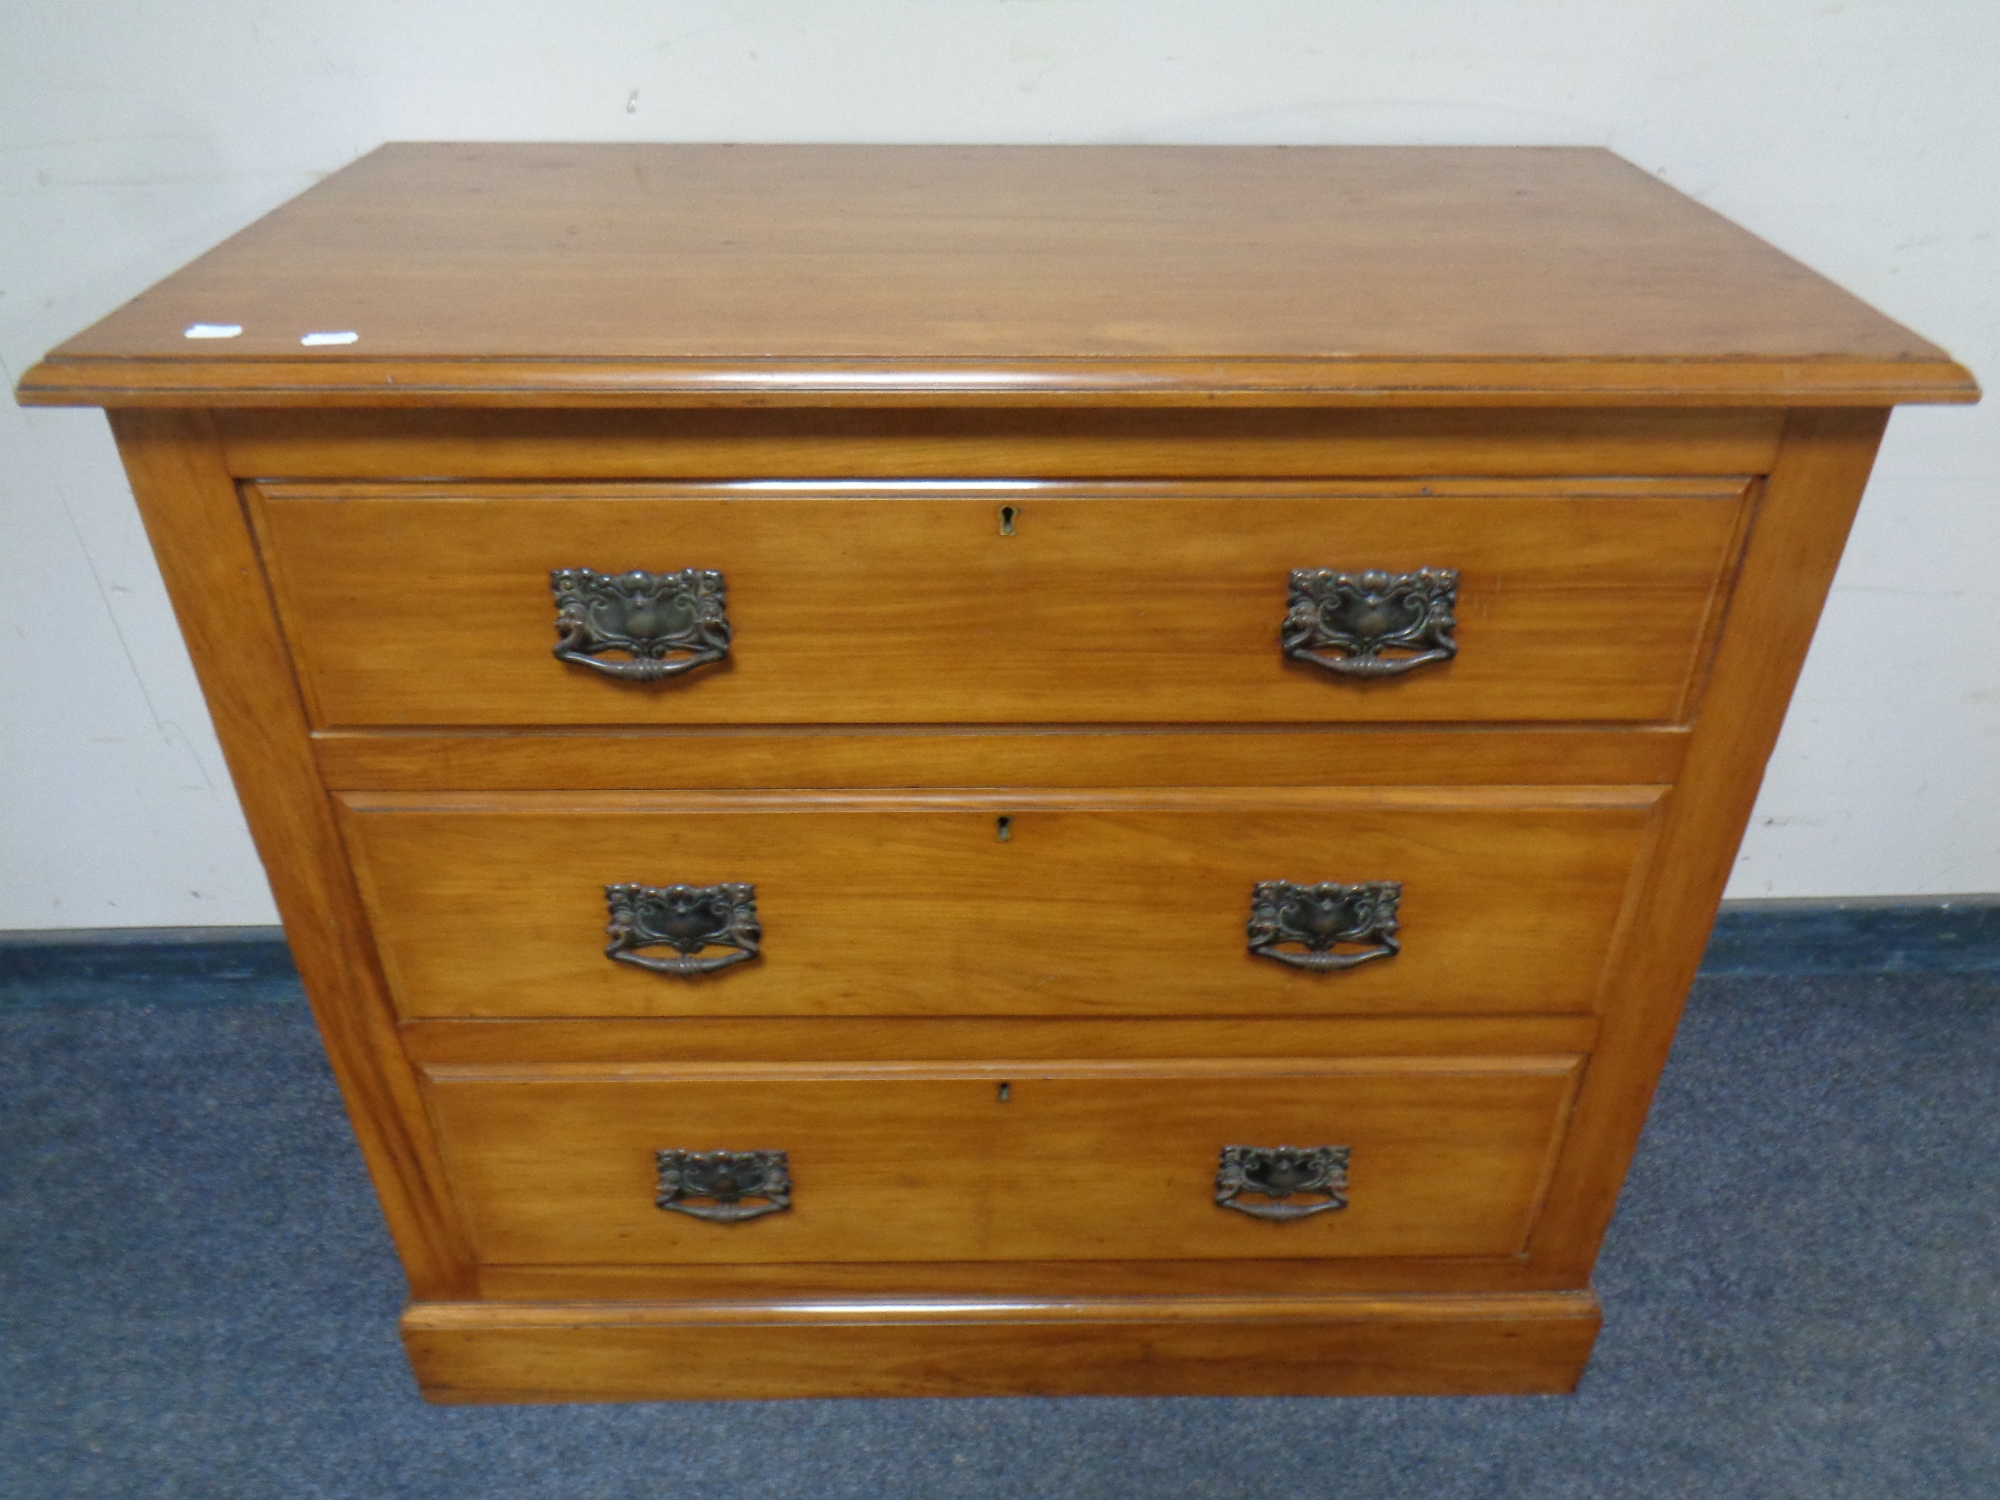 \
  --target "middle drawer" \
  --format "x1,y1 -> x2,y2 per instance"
340,787 -> 1661,1019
